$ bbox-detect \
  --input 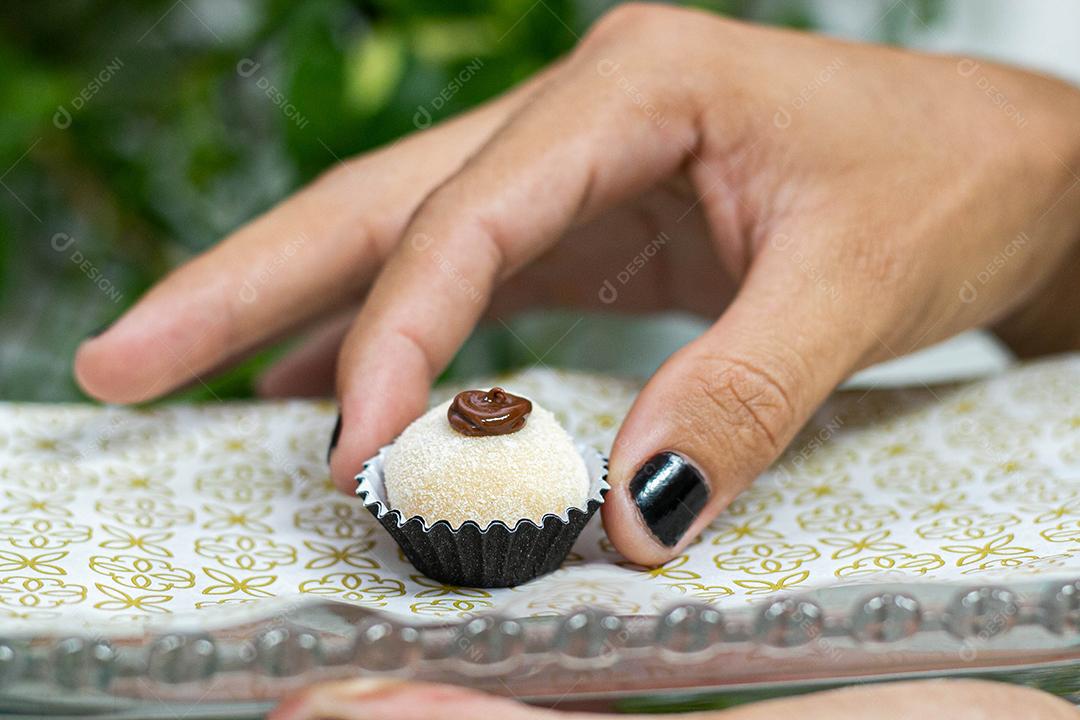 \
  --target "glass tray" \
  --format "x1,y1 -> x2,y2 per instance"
3,359 -> 1079,716
0,576 -> 1076,718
